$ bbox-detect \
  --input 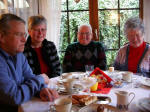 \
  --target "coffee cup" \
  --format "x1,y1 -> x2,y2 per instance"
122,71 -> 133,82
63,78 -> 76,94
54,97 -> 72,112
